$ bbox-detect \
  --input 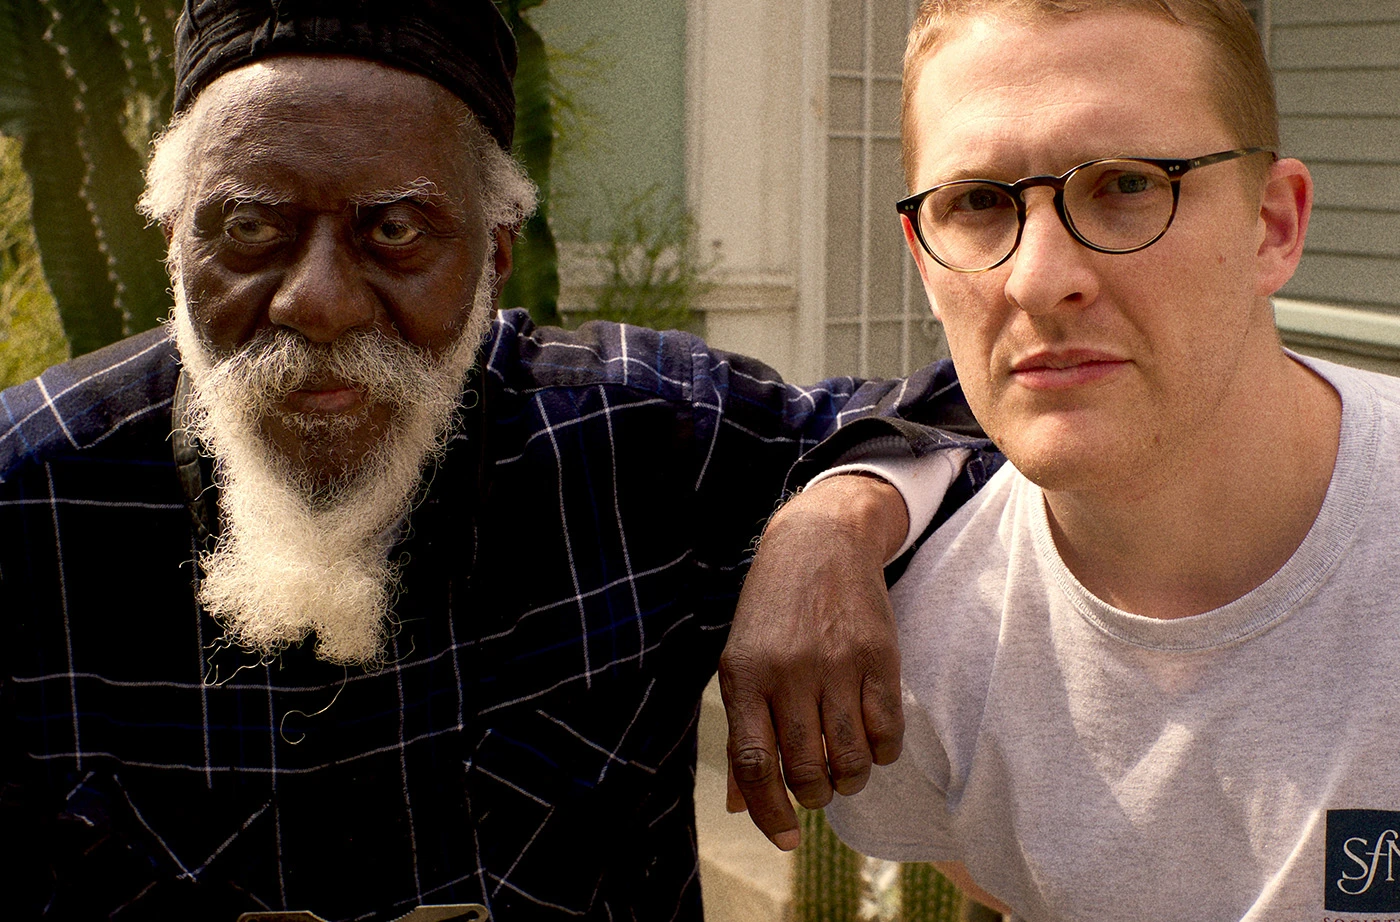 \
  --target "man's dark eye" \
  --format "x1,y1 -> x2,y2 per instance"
369,219 -> 424,246
225,216 -> 282,245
